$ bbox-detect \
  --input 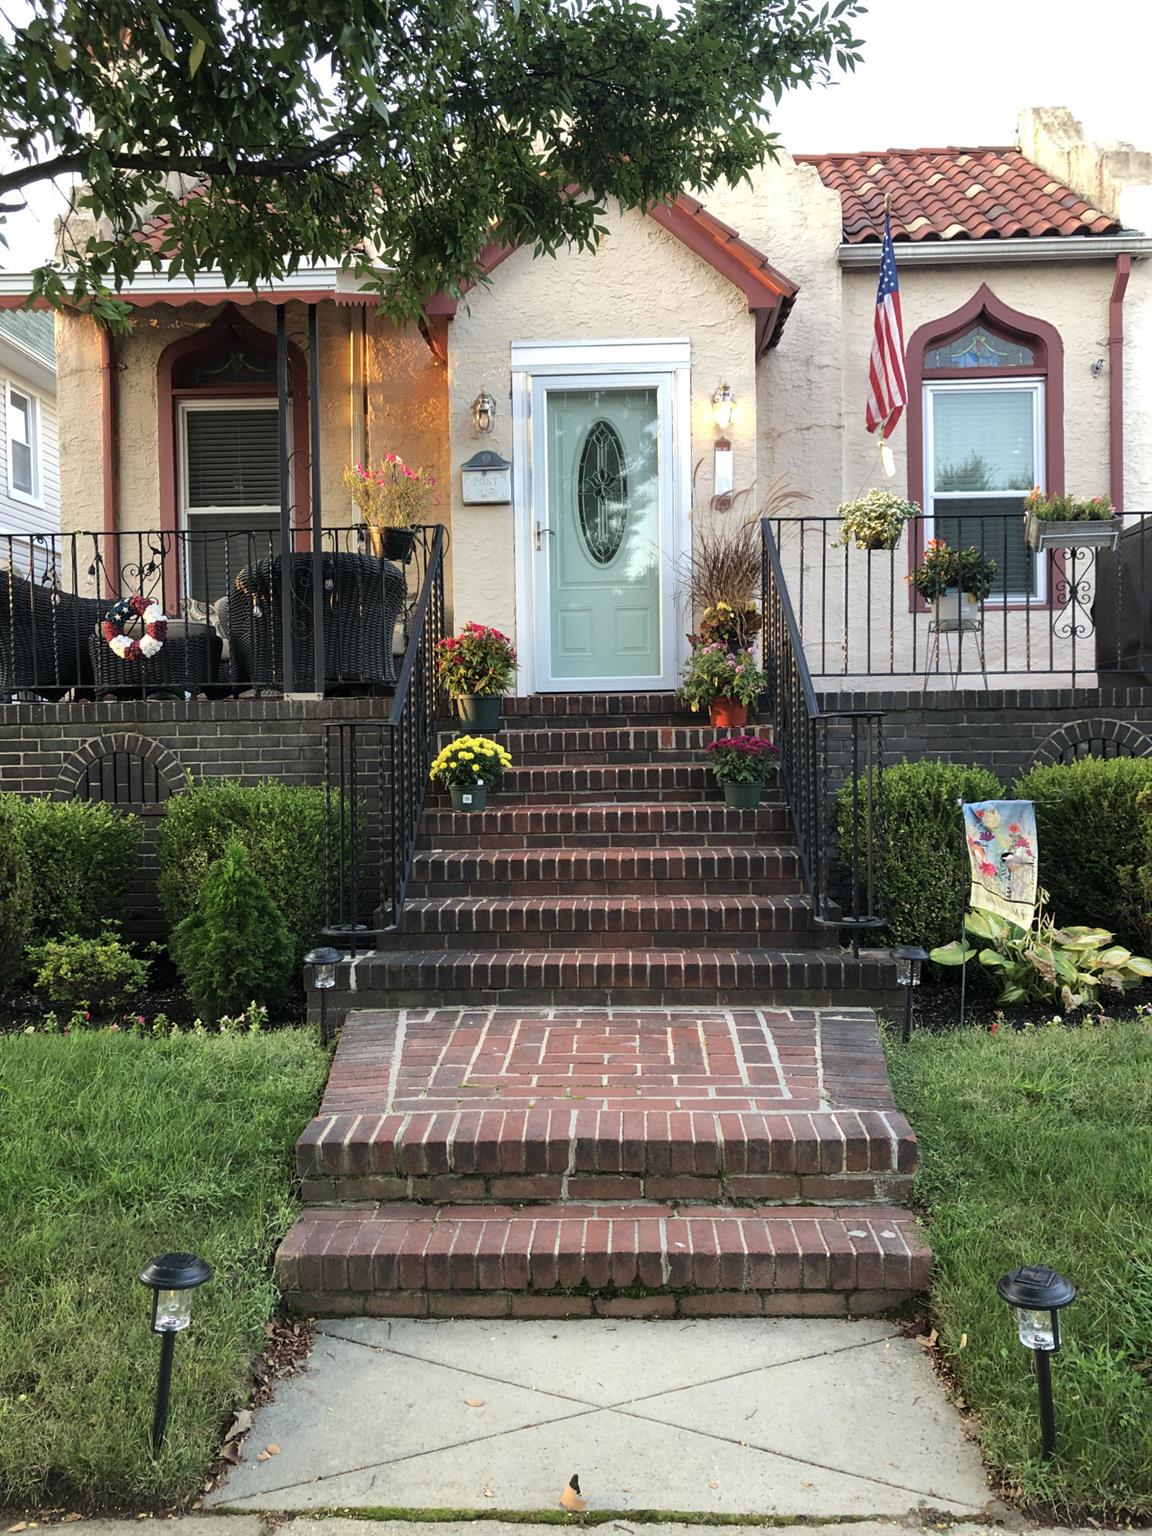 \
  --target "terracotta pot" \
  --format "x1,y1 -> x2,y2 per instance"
710,697 -> 749,728
449,783 -> 489,812
722,780 -> 761,810
456,694 -> 502,731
